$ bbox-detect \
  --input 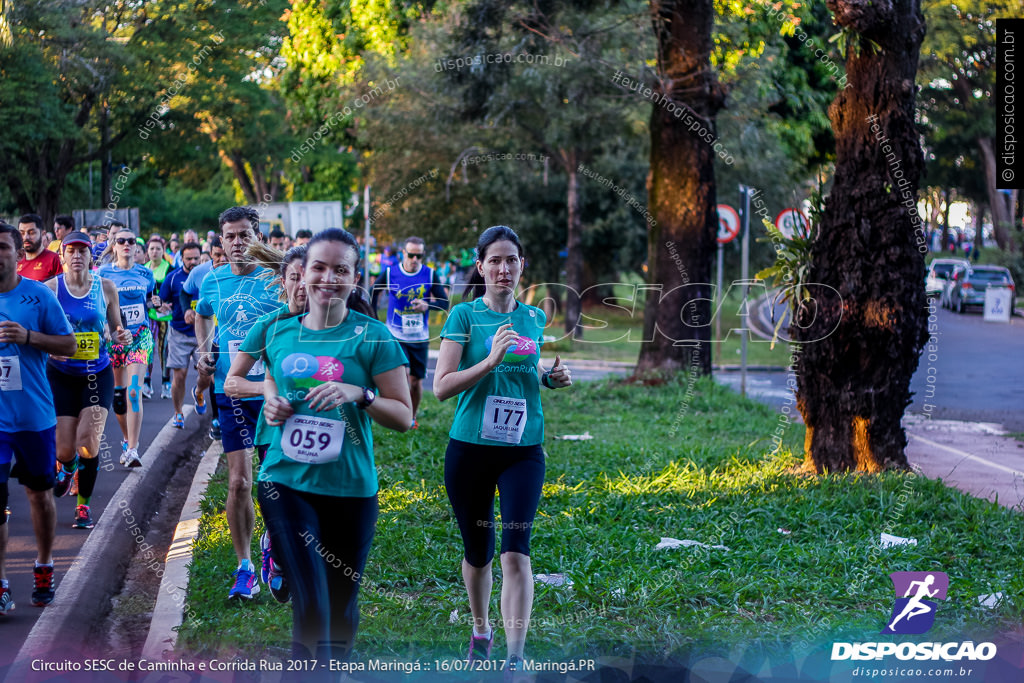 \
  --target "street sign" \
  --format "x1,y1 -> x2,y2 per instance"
984,287 -> 1012,323
775,208 -> 810,240
717,204 -> 741,244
